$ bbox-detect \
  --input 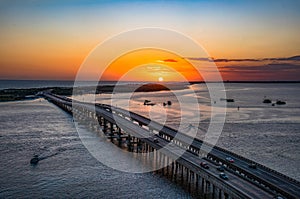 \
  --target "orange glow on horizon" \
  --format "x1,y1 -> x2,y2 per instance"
100,49 -> 203,82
